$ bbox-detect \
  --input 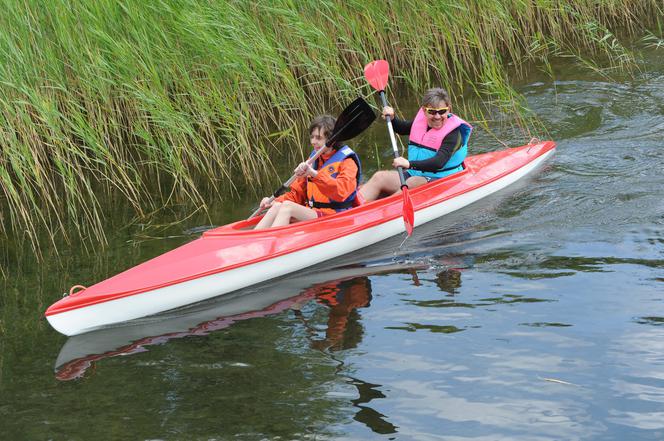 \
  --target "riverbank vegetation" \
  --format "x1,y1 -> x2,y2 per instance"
1,0 -> 662,252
